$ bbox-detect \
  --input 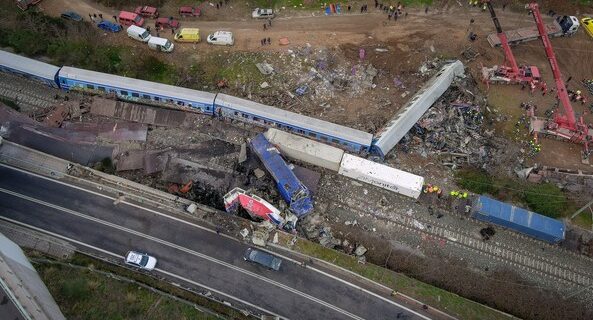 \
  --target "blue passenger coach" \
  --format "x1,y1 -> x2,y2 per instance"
214,93 -> 373,153
57,66 -> 216,113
